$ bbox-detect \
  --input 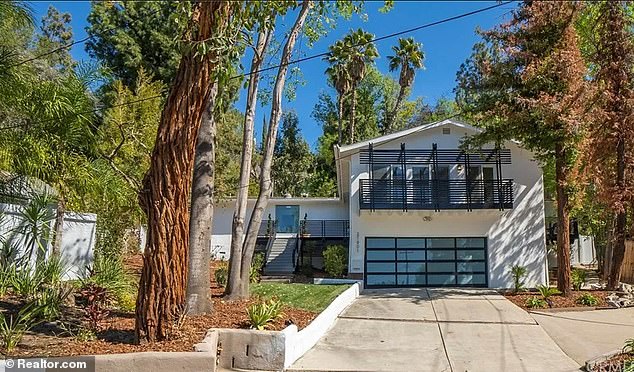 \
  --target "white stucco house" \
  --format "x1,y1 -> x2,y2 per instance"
212,119 -> 548,289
